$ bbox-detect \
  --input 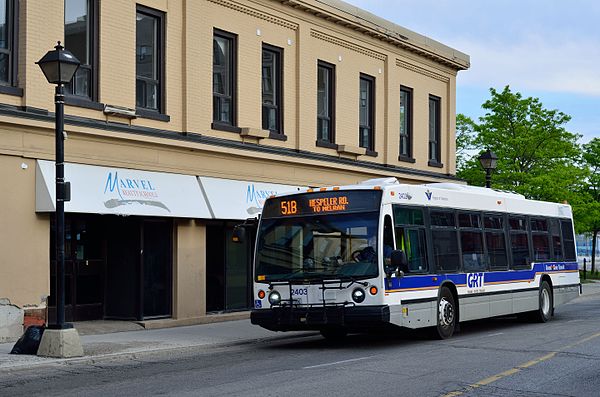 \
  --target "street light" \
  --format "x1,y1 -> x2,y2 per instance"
478,149 -> 498,189
36,42 -> 83,358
